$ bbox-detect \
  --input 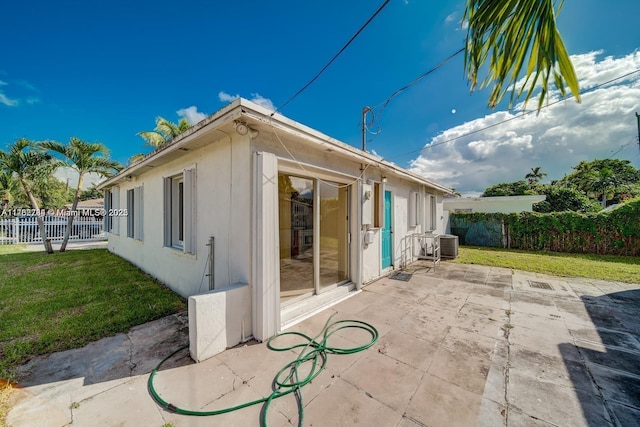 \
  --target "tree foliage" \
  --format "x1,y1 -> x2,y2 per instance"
42,137 -> 121,251
559,159 -> 640,206
533,185 -> 601,213
480,159 -> 640,212
464,0 -> 580,110
525,166 -> 547,184
137,116 -> 191,148
0,139 -> 61,253
80,185 -> 104,201
482,180 -> 538,197
450,197 -> 640,256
